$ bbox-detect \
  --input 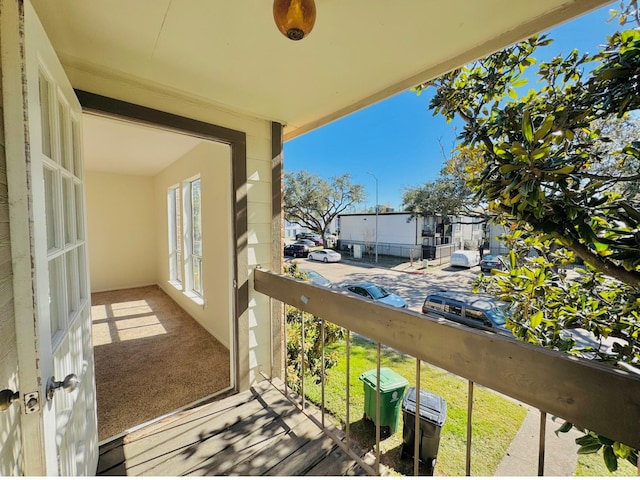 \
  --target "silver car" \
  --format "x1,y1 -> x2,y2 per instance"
343,282 -> 408,308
